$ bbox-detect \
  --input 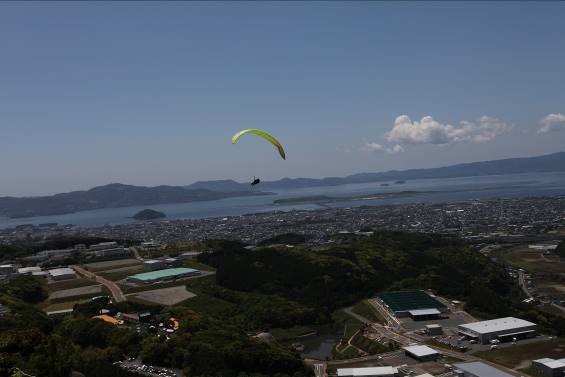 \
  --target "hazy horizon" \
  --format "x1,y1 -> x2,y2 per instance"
0,149 -> 562,198
2,2 -> 565,196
